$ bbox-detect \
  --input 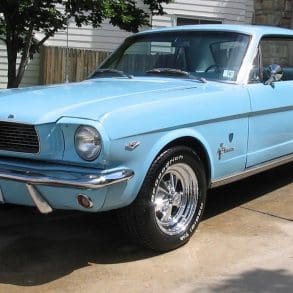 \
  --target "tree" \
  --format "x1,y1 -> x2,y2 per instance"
0,0 -> 171,88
